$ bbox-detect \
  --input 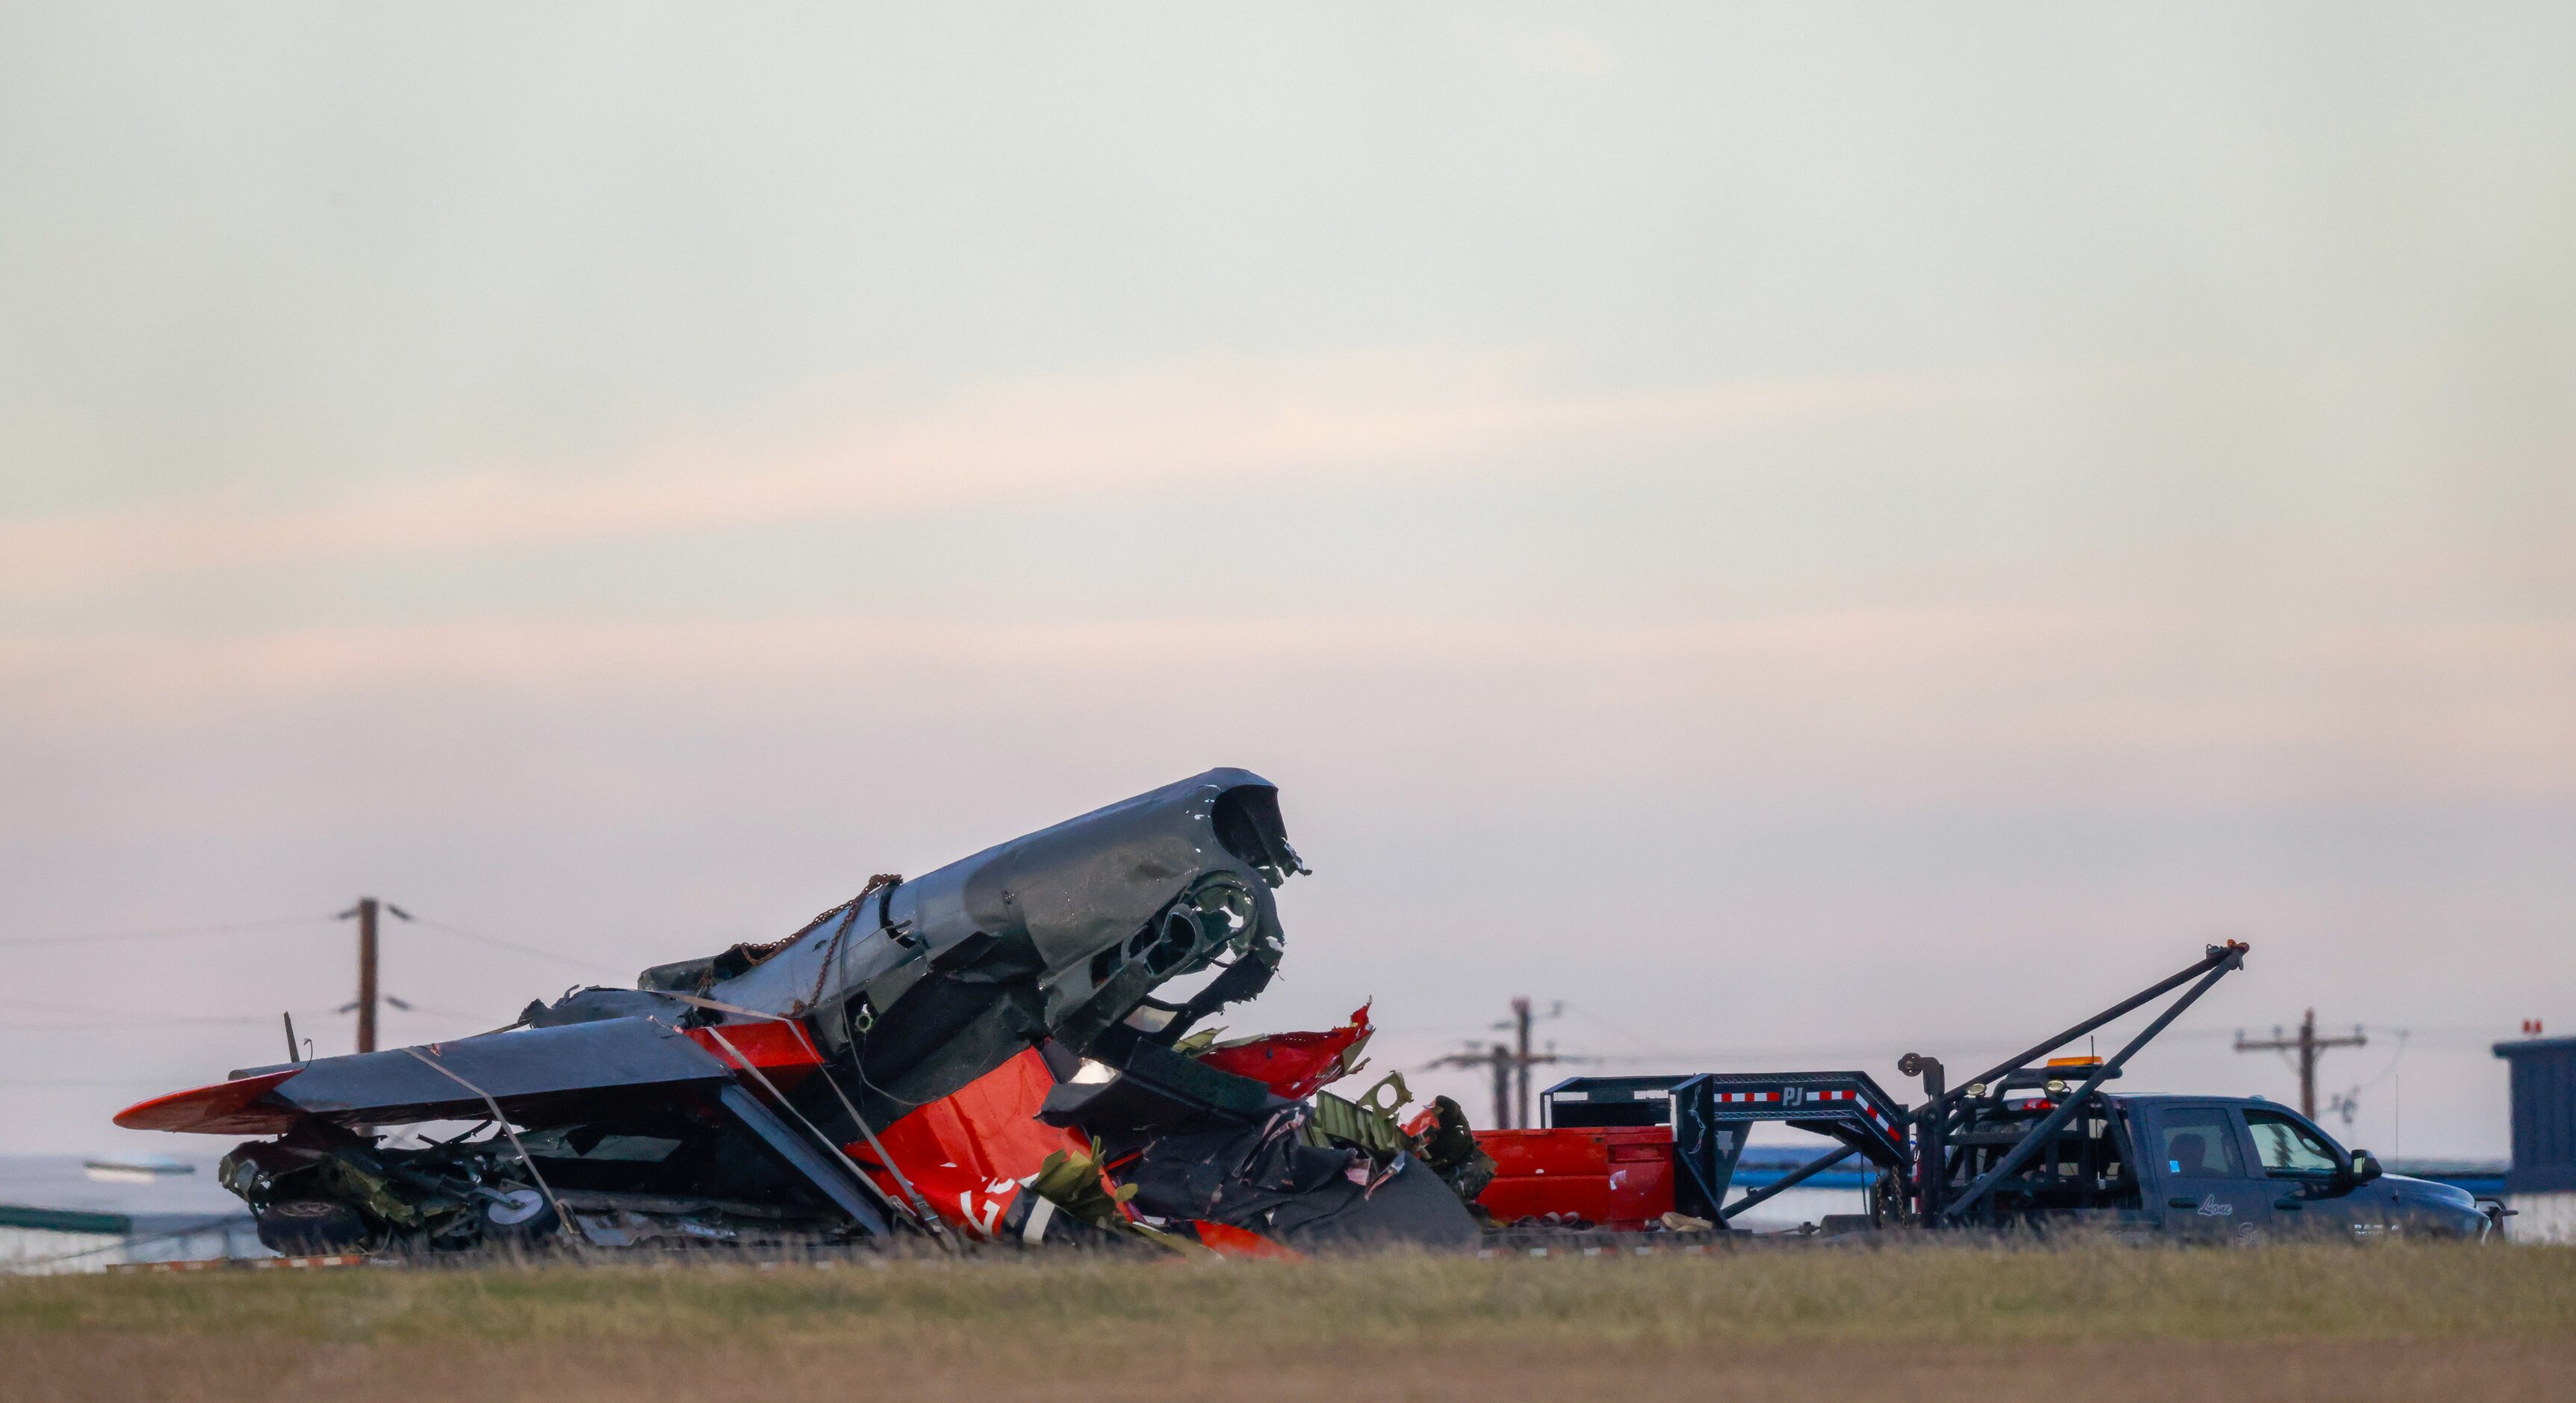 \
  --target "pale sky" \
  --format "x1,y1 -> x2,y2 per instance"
3,4 -> 2571,1159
